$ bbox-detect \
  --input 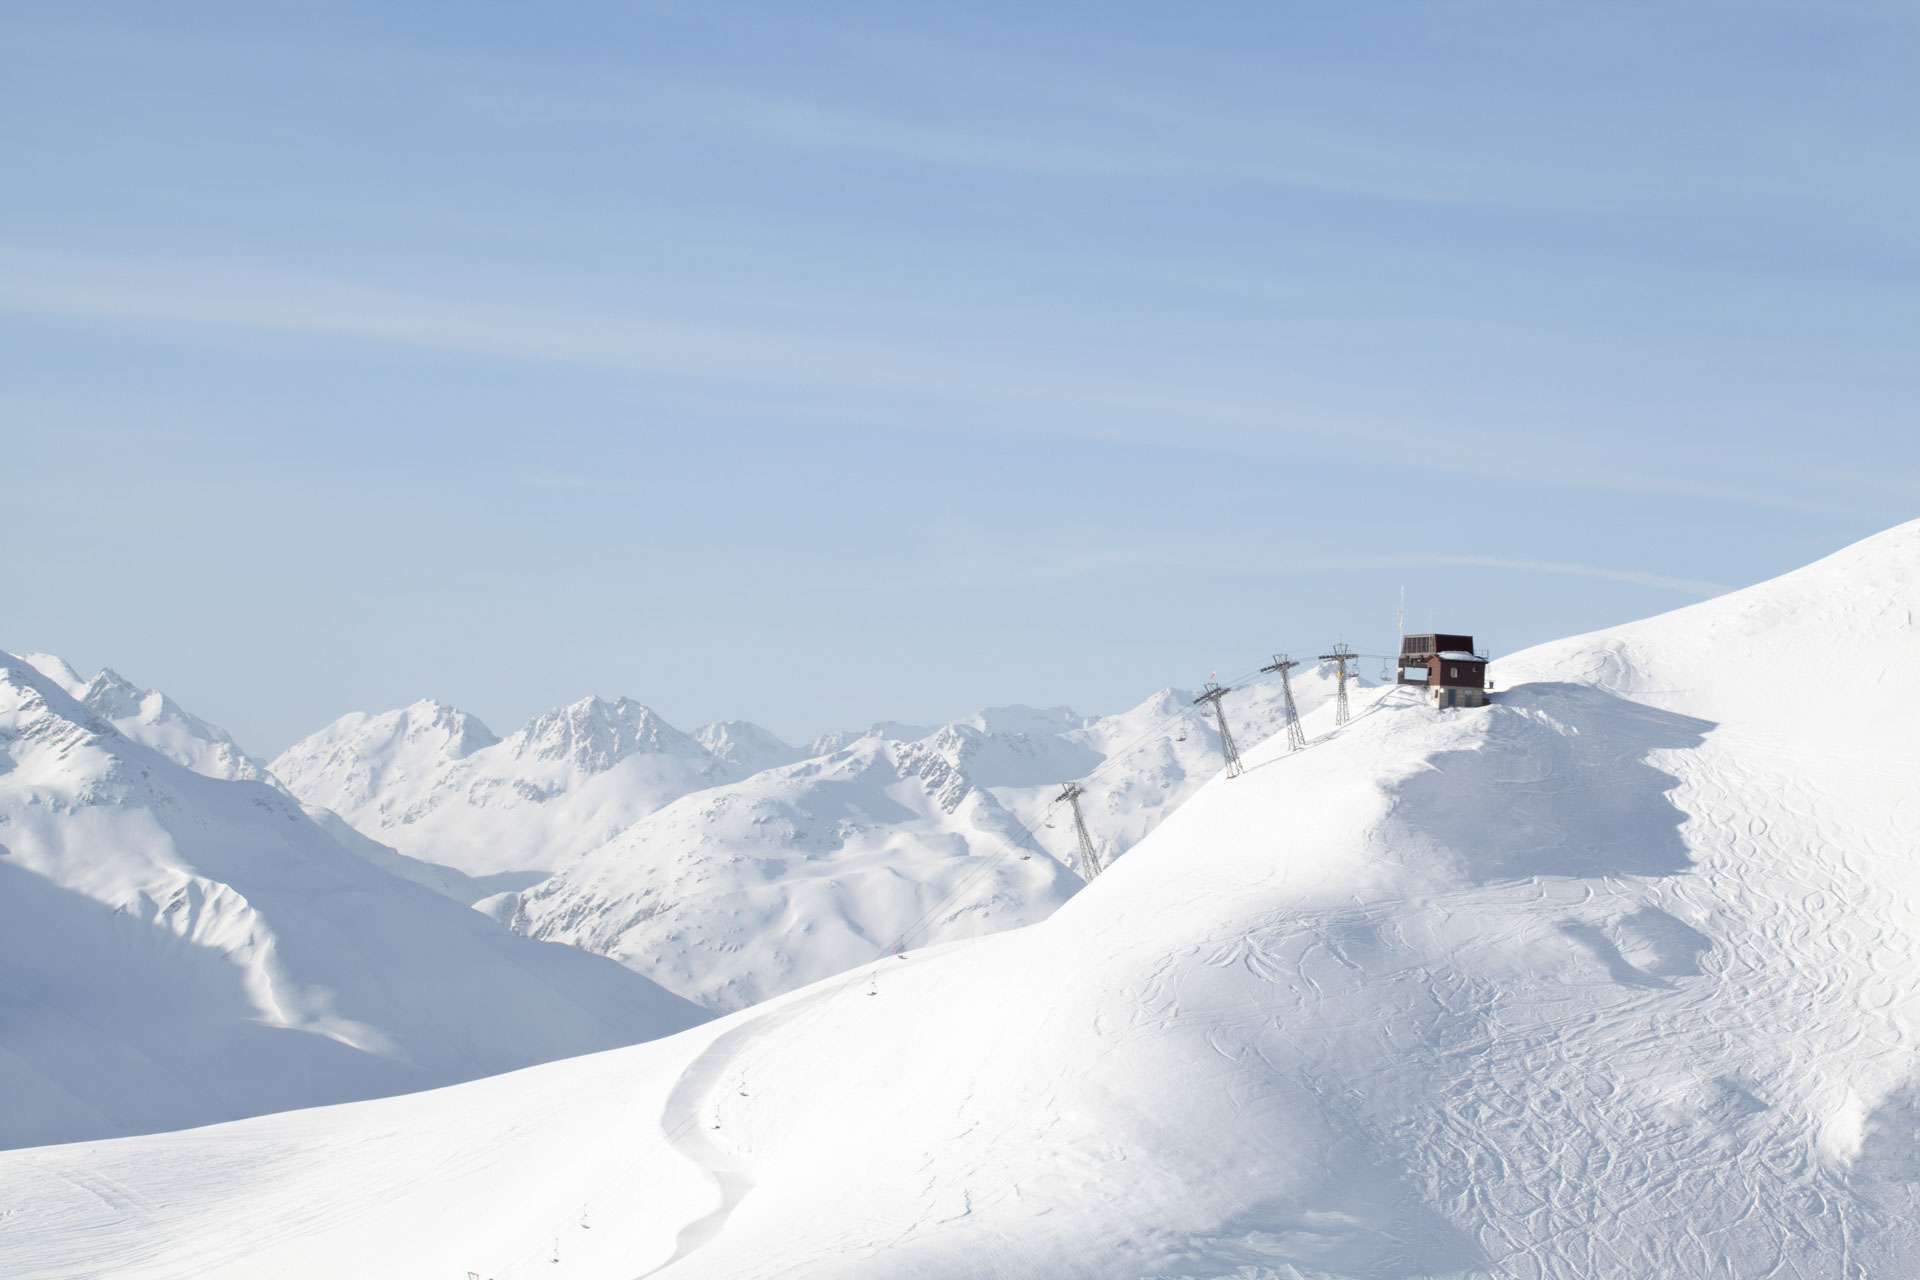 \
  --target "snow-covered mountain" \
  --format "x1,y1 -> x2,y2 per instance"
507,674 -> 1352,1011
20,655 -> 508,904
693,719 -> 798,771
269,663 -> 1356,1015
0,652 -> 704,1151
10,520 -> 1916,1278
270,695 -> 736,885
20,652 -> 269,782
496,727 -> 1086,1012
